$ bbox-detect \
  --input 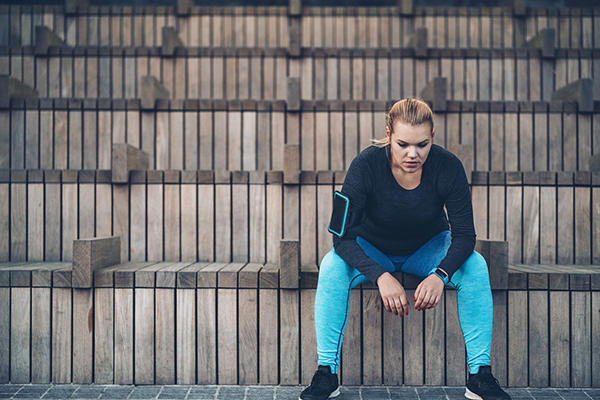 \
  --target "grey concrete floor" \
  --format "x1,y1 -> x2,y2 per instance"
0,385 -> 598,400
